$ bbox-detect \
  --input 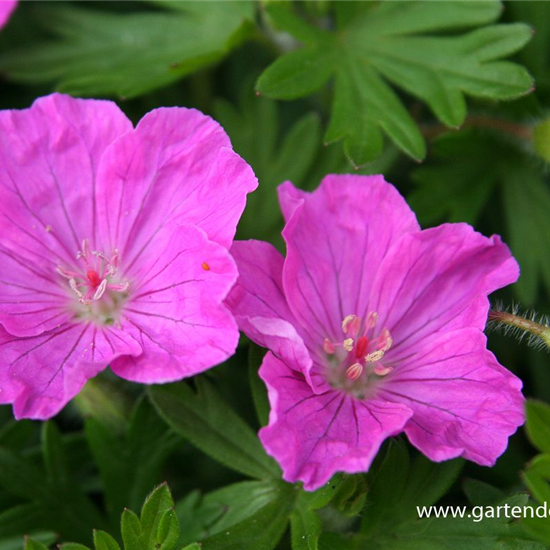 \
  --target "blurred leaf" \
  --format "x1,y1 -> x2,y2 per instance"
502,164 -> 550,304
0,420 -> 37,452
149,378 -> 280,479
290,506 -> 321,550
368,494 -> 545,550
85,397 -> 180,525
0,2 -> 254,98
317,533 -> 354,550
200,483 -> 297,550
523,454 -> 550,505
525,400 -> 550,454
1,534 -> 56,550
214,92 -> 321,241
409,131 -> 498,226
248,344 -> 270,427
508,2 -> 550,93
299,474 -> 344,511
0,427 -> 105,542
177,480 -> 287,547
361,442 -> 463,535
463,479 -> 505,507
258,1 -> 533,165
331,475 -> 368,518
